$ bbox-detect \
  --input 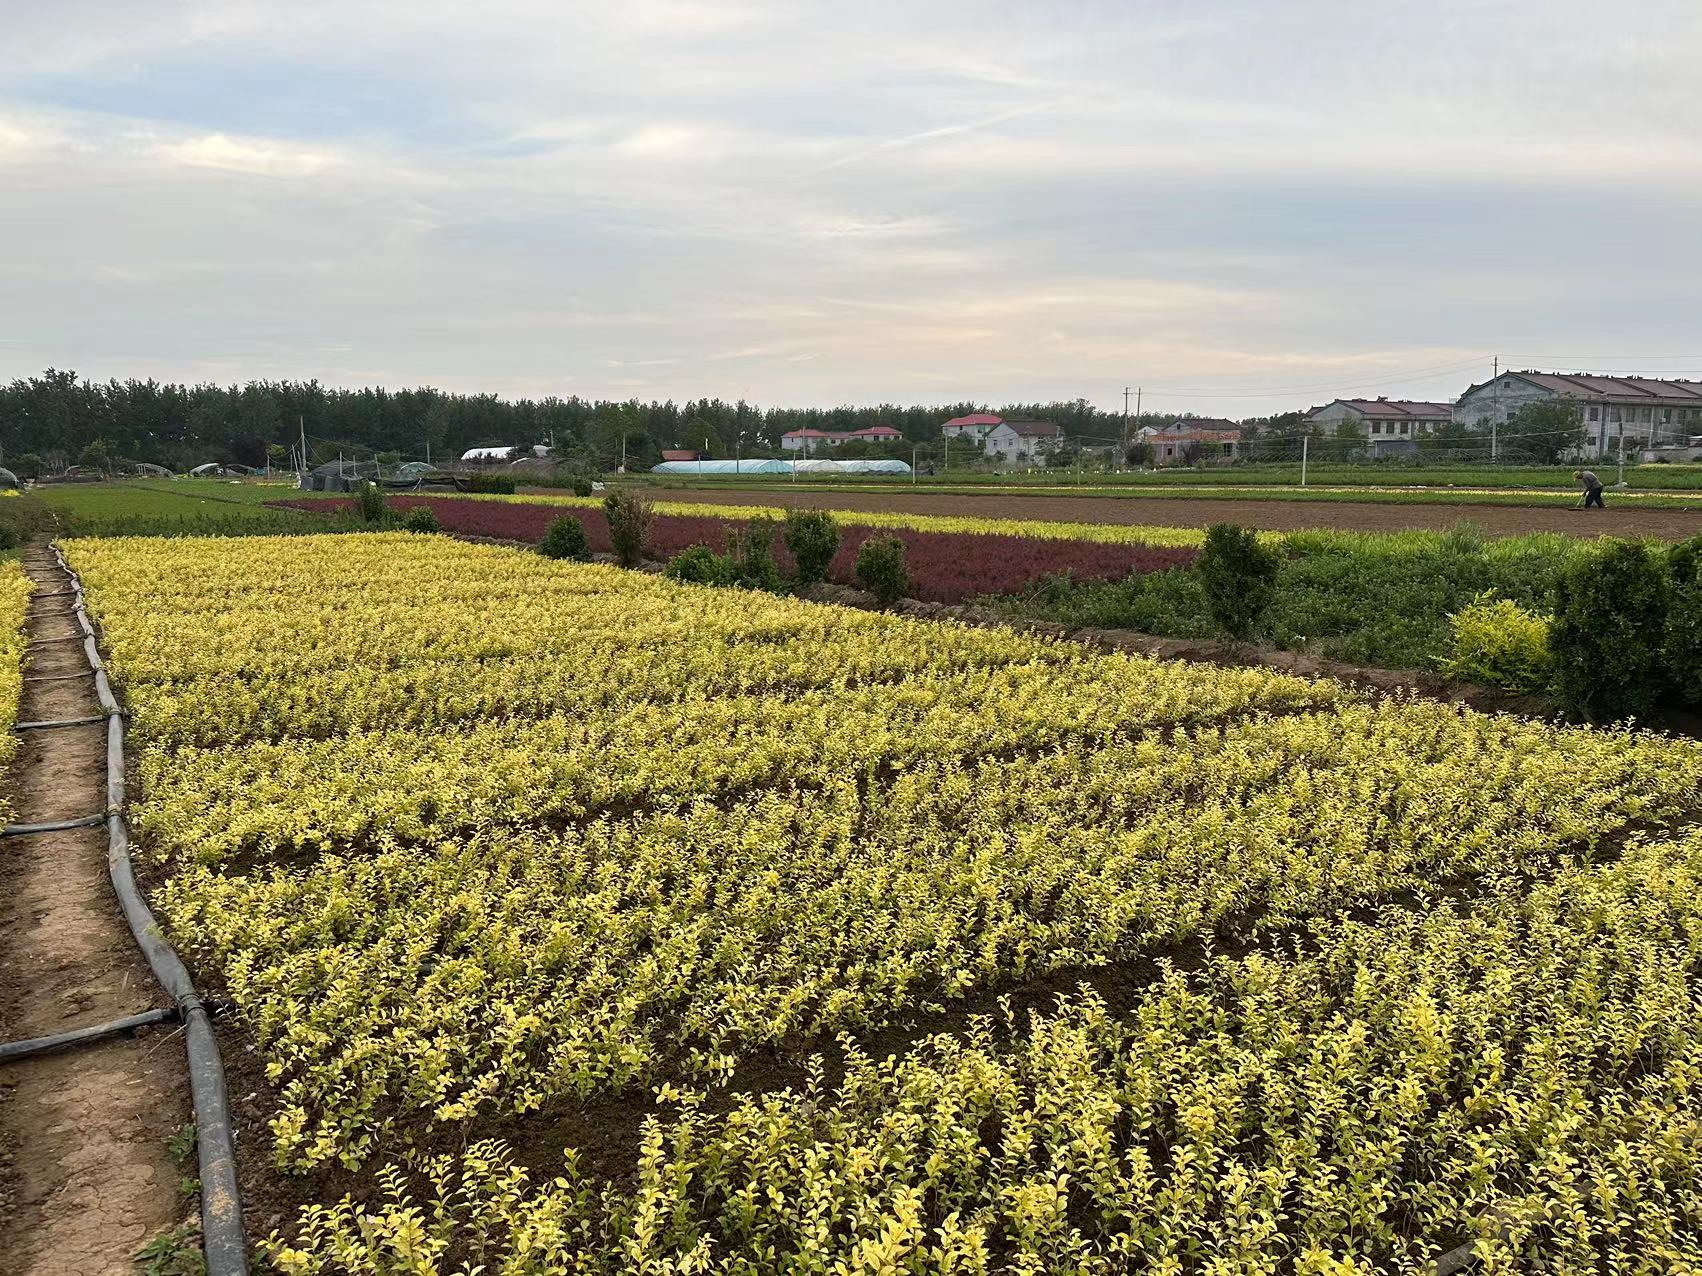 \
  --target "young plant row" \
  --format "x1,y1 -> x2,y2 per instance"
65,534 -> 1702,1192
268,825 -> 1702,1273
0,561 -> 30,825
